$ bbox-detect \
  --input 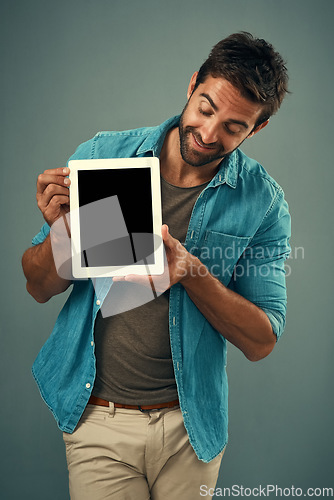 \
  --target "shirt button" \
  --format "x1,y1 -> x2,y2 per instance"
86,383 -> 91,389
91,341 -> 94,346
96,300 -> 101,306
